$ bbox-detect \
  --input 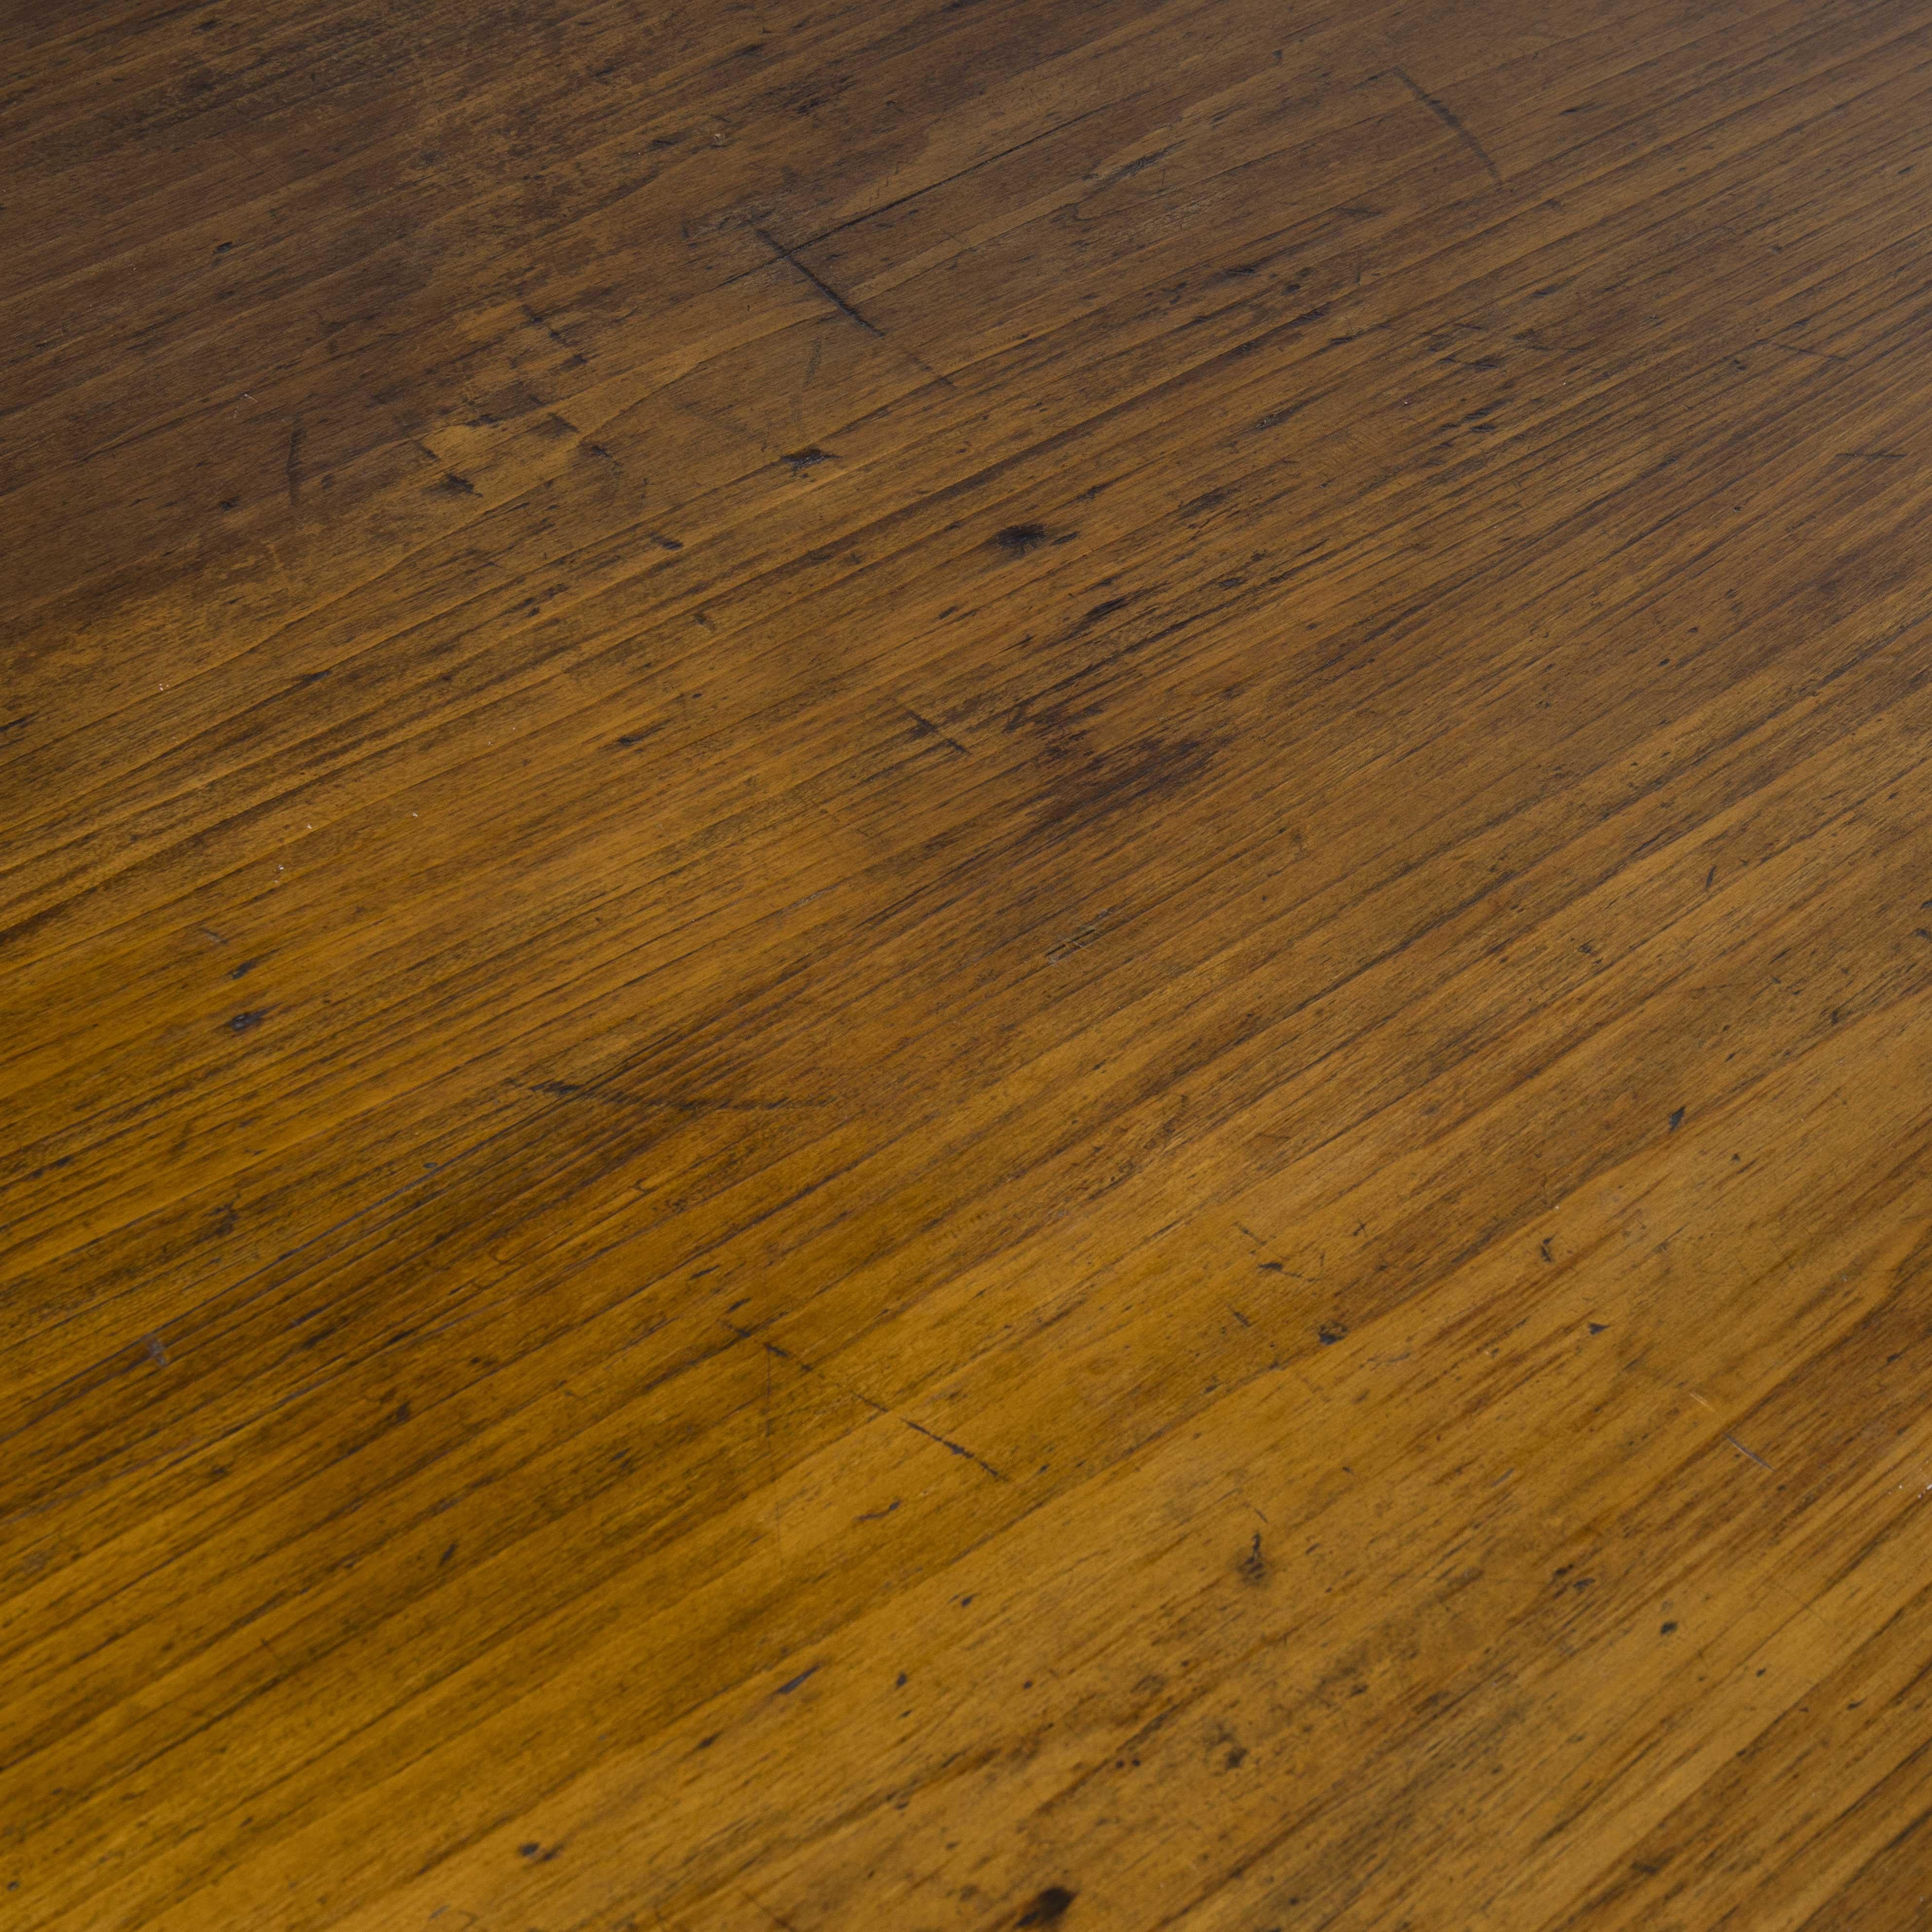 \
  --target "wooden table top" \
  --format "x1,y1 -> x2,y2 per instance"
8,0 -> 1932,1926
